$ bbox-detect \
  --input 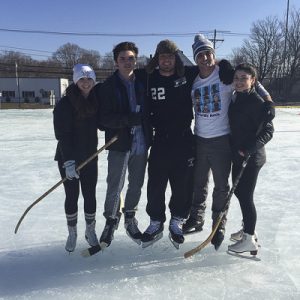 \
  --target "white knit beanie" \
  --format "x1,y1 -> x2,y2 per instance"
192,34 -> 215,62
72,64 -> 96,84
